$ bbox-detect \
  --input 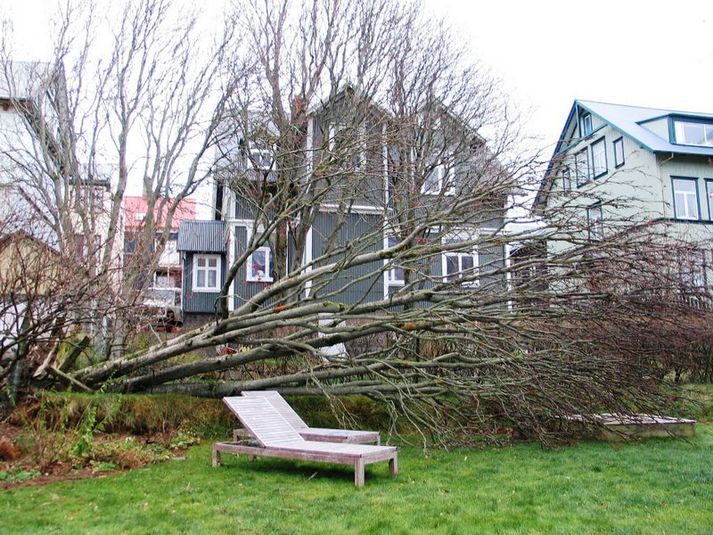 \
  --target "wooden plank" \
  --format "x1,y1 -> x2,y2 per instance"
240,391 -> 381,444
243,390 -> 309,429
